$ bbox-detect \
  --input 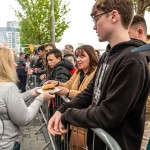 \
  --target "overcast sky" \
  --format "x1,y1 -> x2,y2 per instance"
0,0 -> 150,50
